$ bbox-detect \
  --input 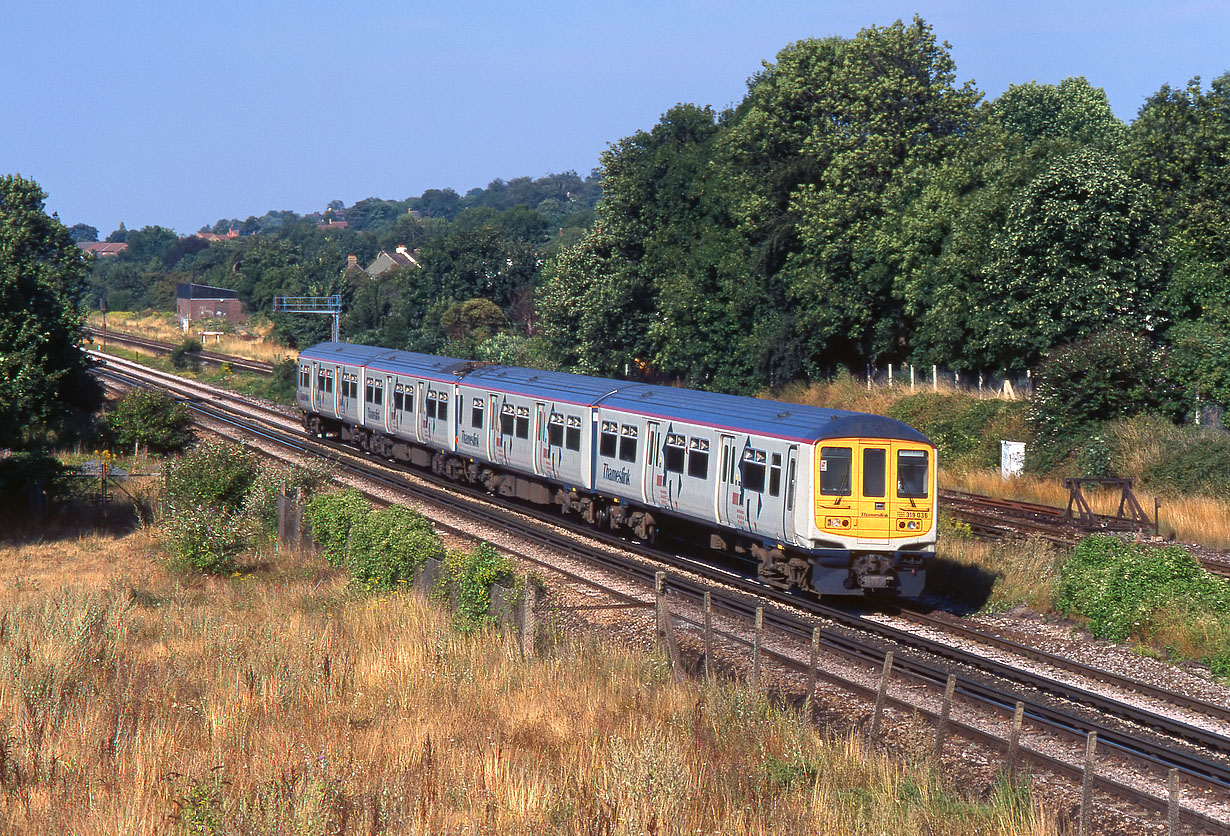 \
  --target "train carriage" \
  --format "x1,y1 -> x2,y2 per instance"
296,342 -> 937,597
